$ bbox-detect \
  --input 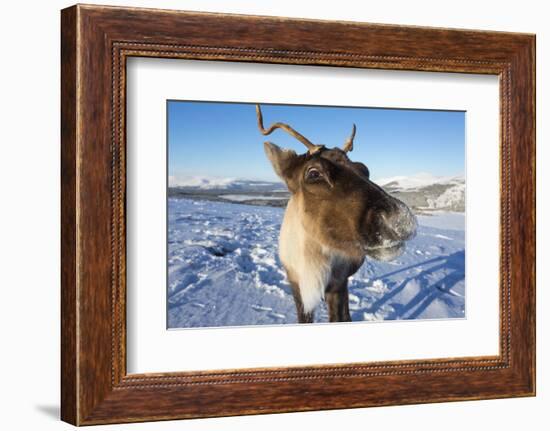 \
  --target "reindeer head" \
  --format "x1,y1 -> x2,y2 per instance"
257,104 -> 417,262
